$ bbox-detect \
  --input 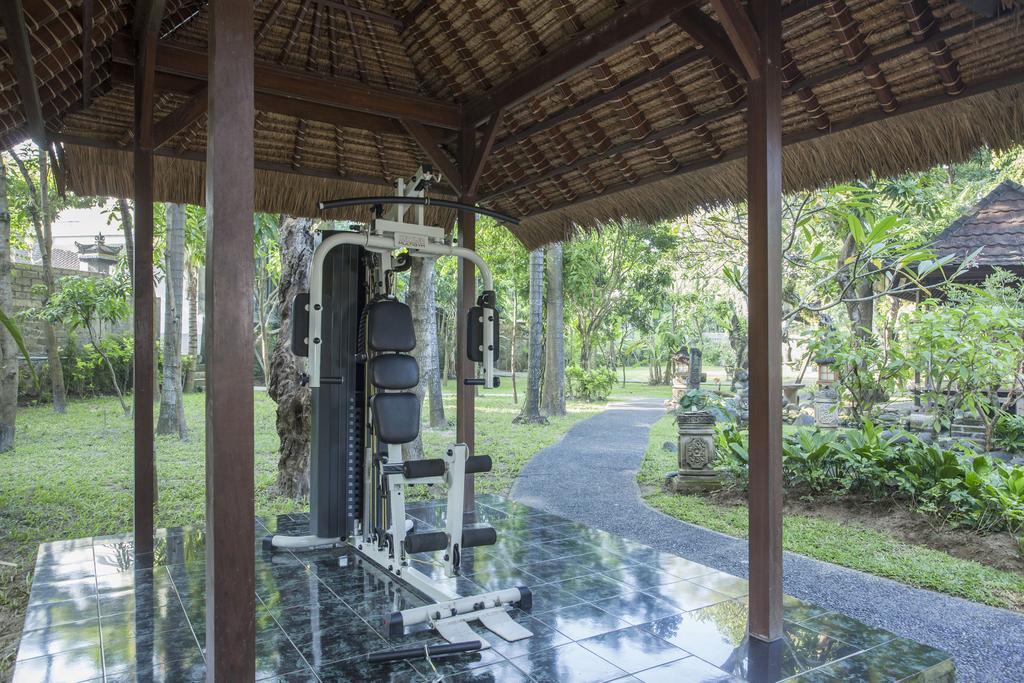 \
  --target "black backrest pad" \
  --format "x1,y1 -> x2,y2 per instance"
367,300 -> 416,352
370,393 -> 421,444
369,355 -> 419,390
